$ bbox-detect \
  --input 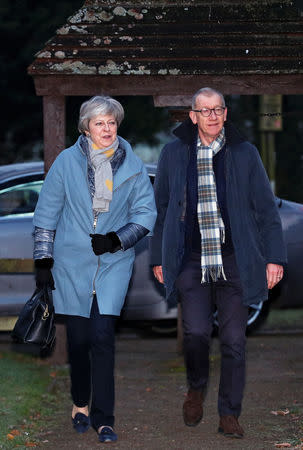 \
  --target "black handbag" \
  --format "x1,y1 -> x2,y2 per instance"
11,285 -> 56,349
